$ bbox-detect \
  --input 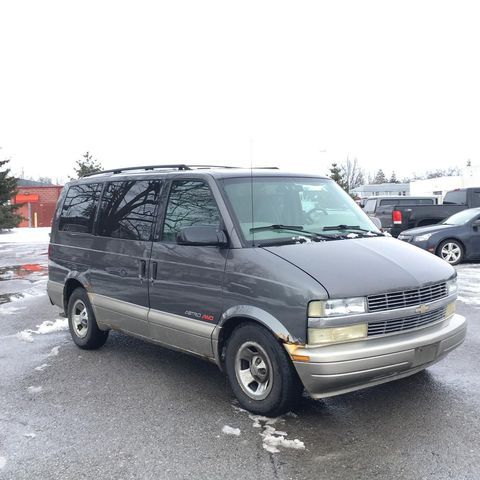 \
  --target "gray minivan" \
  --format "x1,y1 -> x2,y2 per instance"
47,165 -> 467,415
